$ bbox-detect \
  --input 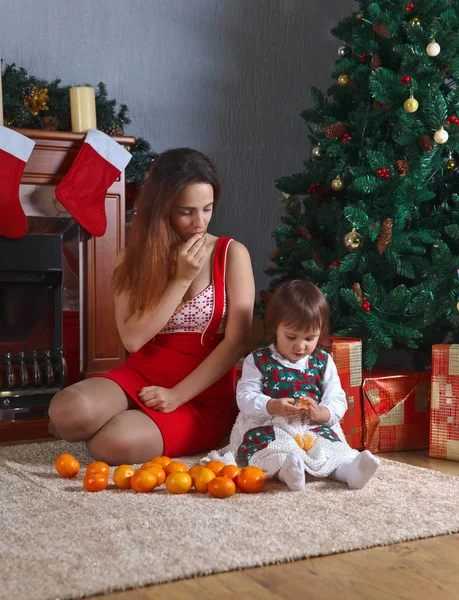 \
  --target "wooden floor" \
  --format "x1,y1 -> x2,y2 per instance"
3,440 -> 459,599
